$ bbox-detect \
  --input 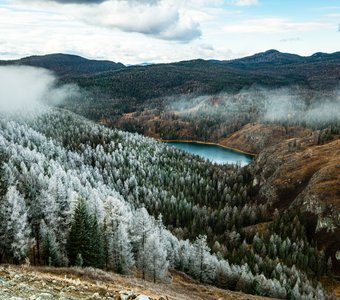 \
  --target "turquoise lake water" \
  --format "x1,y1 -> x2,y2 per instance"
166,141 -> 253,166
